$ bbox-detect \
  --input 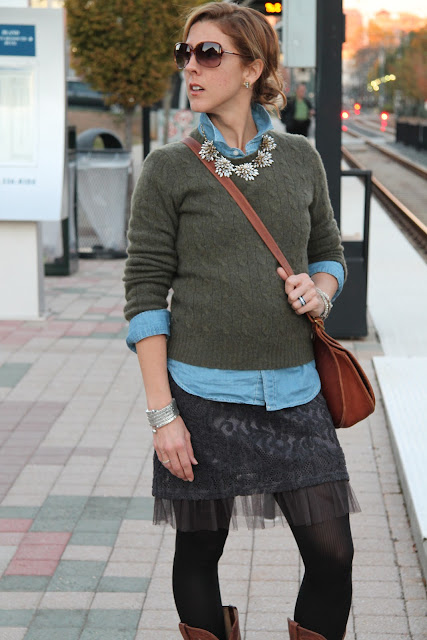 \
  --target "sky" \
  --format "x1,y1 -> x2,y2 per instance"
343,0 -> 427,19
